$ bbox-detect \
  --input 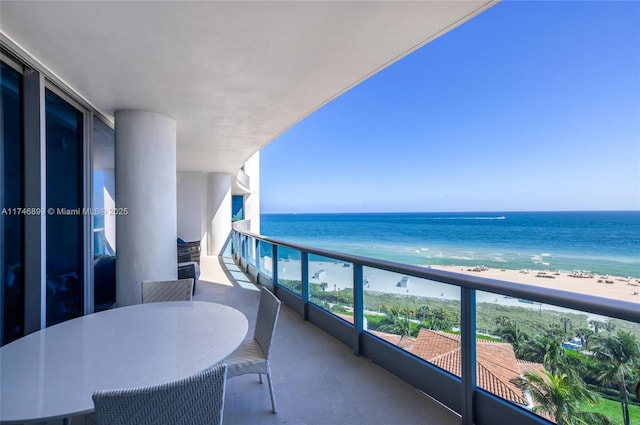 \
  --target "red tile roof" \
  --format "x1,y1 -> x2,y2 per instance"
407,329 -> 540,405
333,313 -> 542,405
